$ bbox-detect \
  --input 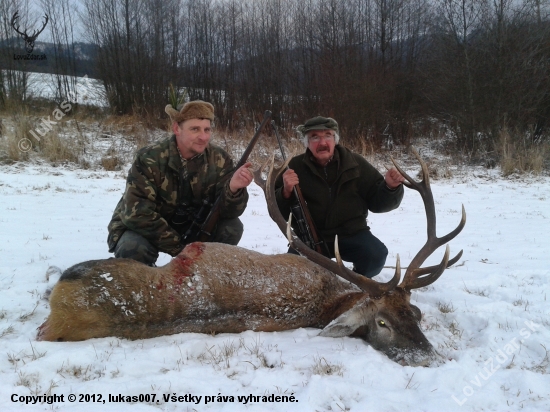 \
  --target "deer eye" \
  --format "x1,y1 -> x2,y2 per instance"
378,320 -> 387,327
